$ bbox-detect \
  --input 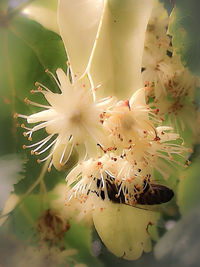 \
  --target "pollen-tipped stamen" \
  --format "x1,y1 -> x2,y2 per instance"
45,69 -> 62,91
24,98 -> 51,109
